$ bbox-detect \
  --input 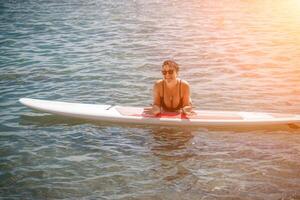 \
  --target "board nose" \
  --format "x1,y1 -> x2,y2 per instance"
19,98 -> 31,106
